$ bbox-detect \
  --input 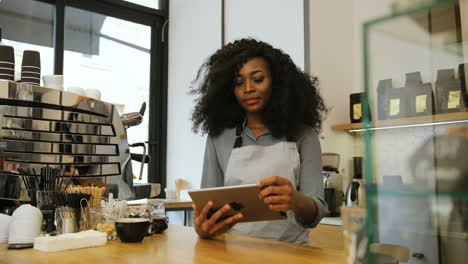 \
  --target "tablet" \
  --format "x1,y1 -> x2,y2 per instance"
188,184 -> 286,223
